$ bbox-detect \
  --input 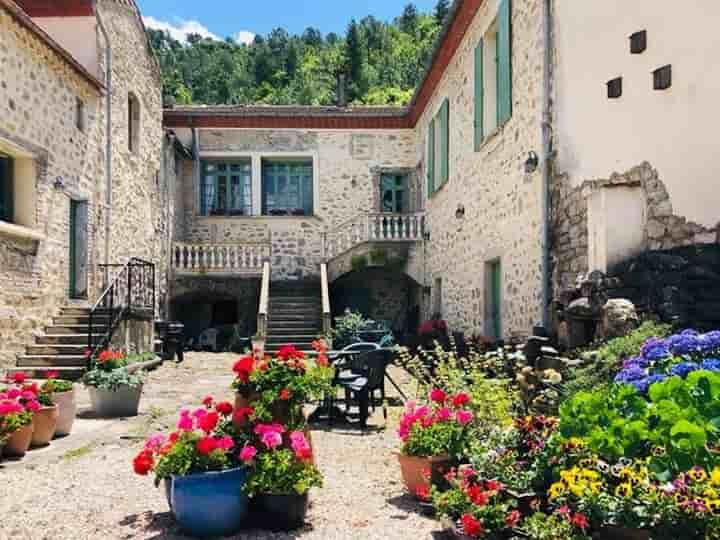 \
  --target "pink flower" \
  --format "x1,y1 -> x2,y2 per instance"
192,407 -> 208,420
21,391 -> 36,401
435,407 -> 452,422
11,372 -> 27,384
261,431 -> 283,449
456,410 -> 474,426
215,436 -> 234,451
144,433 -> 166,452
177,410 -> 194,431
25,400 -> 41,412
7,388 -> 20,399
429,388 -> 447,403
239,445 -> 258,463
290,431 -> 312,461
452,392 -> 471,408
